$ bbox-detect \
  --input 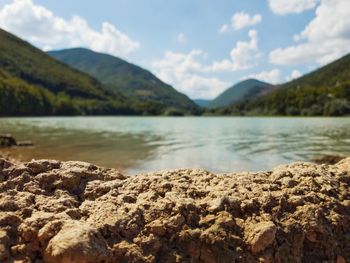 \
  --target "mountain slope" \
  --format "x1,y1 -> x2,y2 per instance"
0,28 -> 137,116
48,48 -> 198,112
193,99 -> 211,107
234,54 -> 350,116
208,79 -> 273,108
